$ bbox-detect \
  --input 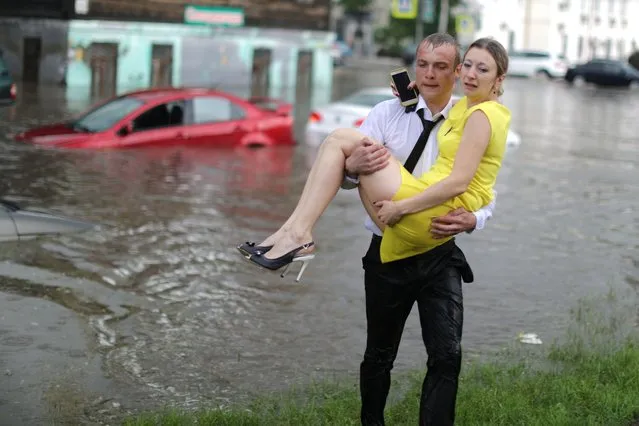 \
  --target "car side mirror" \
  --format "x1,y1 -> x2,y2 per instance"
117,123 -> 133,137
